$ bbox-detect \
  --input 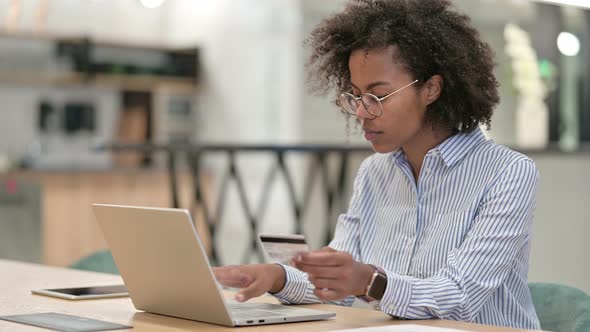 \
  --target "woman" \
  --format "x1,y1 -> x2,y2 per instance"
214,0 -> 540,329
